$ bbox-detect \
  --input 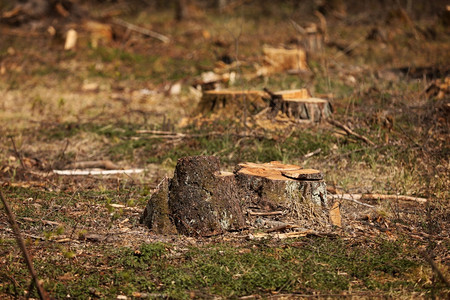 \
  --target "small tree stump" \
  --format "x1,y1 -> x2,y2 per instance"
196,90 -> 267,117
261,46 -> 309,74
139,177 -> 177,235
267,89 -> 332,122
